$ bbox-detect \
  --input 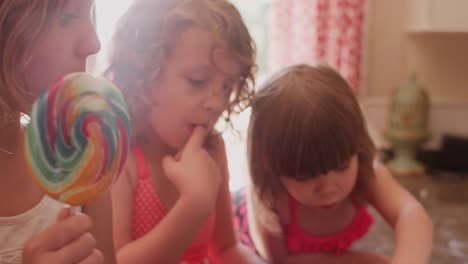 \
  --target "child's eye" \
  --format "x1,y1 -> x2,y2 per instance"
59,12 -> 80,26
188,78 -> 206,87
292,174 -> 316,182
336,162 -> 350,172
223,83 -> 234,94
